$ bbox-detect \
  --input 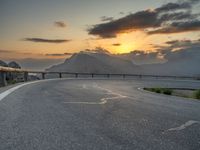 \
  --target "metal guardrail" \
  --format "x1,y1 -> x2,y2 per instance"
0,66 -> 199,87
